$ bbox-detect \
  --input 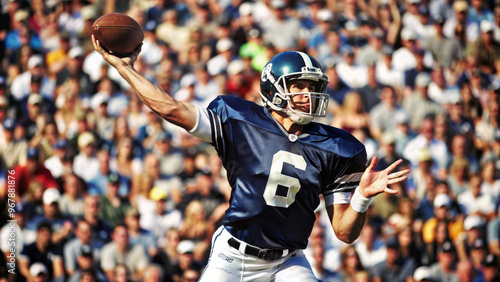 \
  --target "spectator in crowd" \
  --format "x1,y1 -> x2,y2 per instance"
140,187 -> 182,249
99,172 -> 132,228
422,193 -> 464,245
405,73 -> 445,127
87,147 -> 112,195
429,241 -> 458,281
468,20 -> 500,75
100,224 -> 149,281
422,15 -> 463,70
337,245 -> 365,282
488,206 -> 500,257
355,223 -> 387,269
63,220 -> 103,279
331,91 -> 369,135
369,86 -> 408,142
58,172 -> 85,221
443,0 -> 479,44
81,195 -> 112,246
151,131 -> 185,178
19,222 -> 64,281
481,254 -> 500,282
152,228 -> 182,282
0,117 -> 27,169
371,236 -> 416,282
11,146 -> 59,196
43,139 -> 70,179
403,115 -> 449,176
124,206 -> 157,258
480,159 -> 500,200
26,188 -> 74,246
456,215 -> 486,260
458,174 -> 496,219
178,200 -> 213,262
455,259 -> 483,282
73,131 -> 99,182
